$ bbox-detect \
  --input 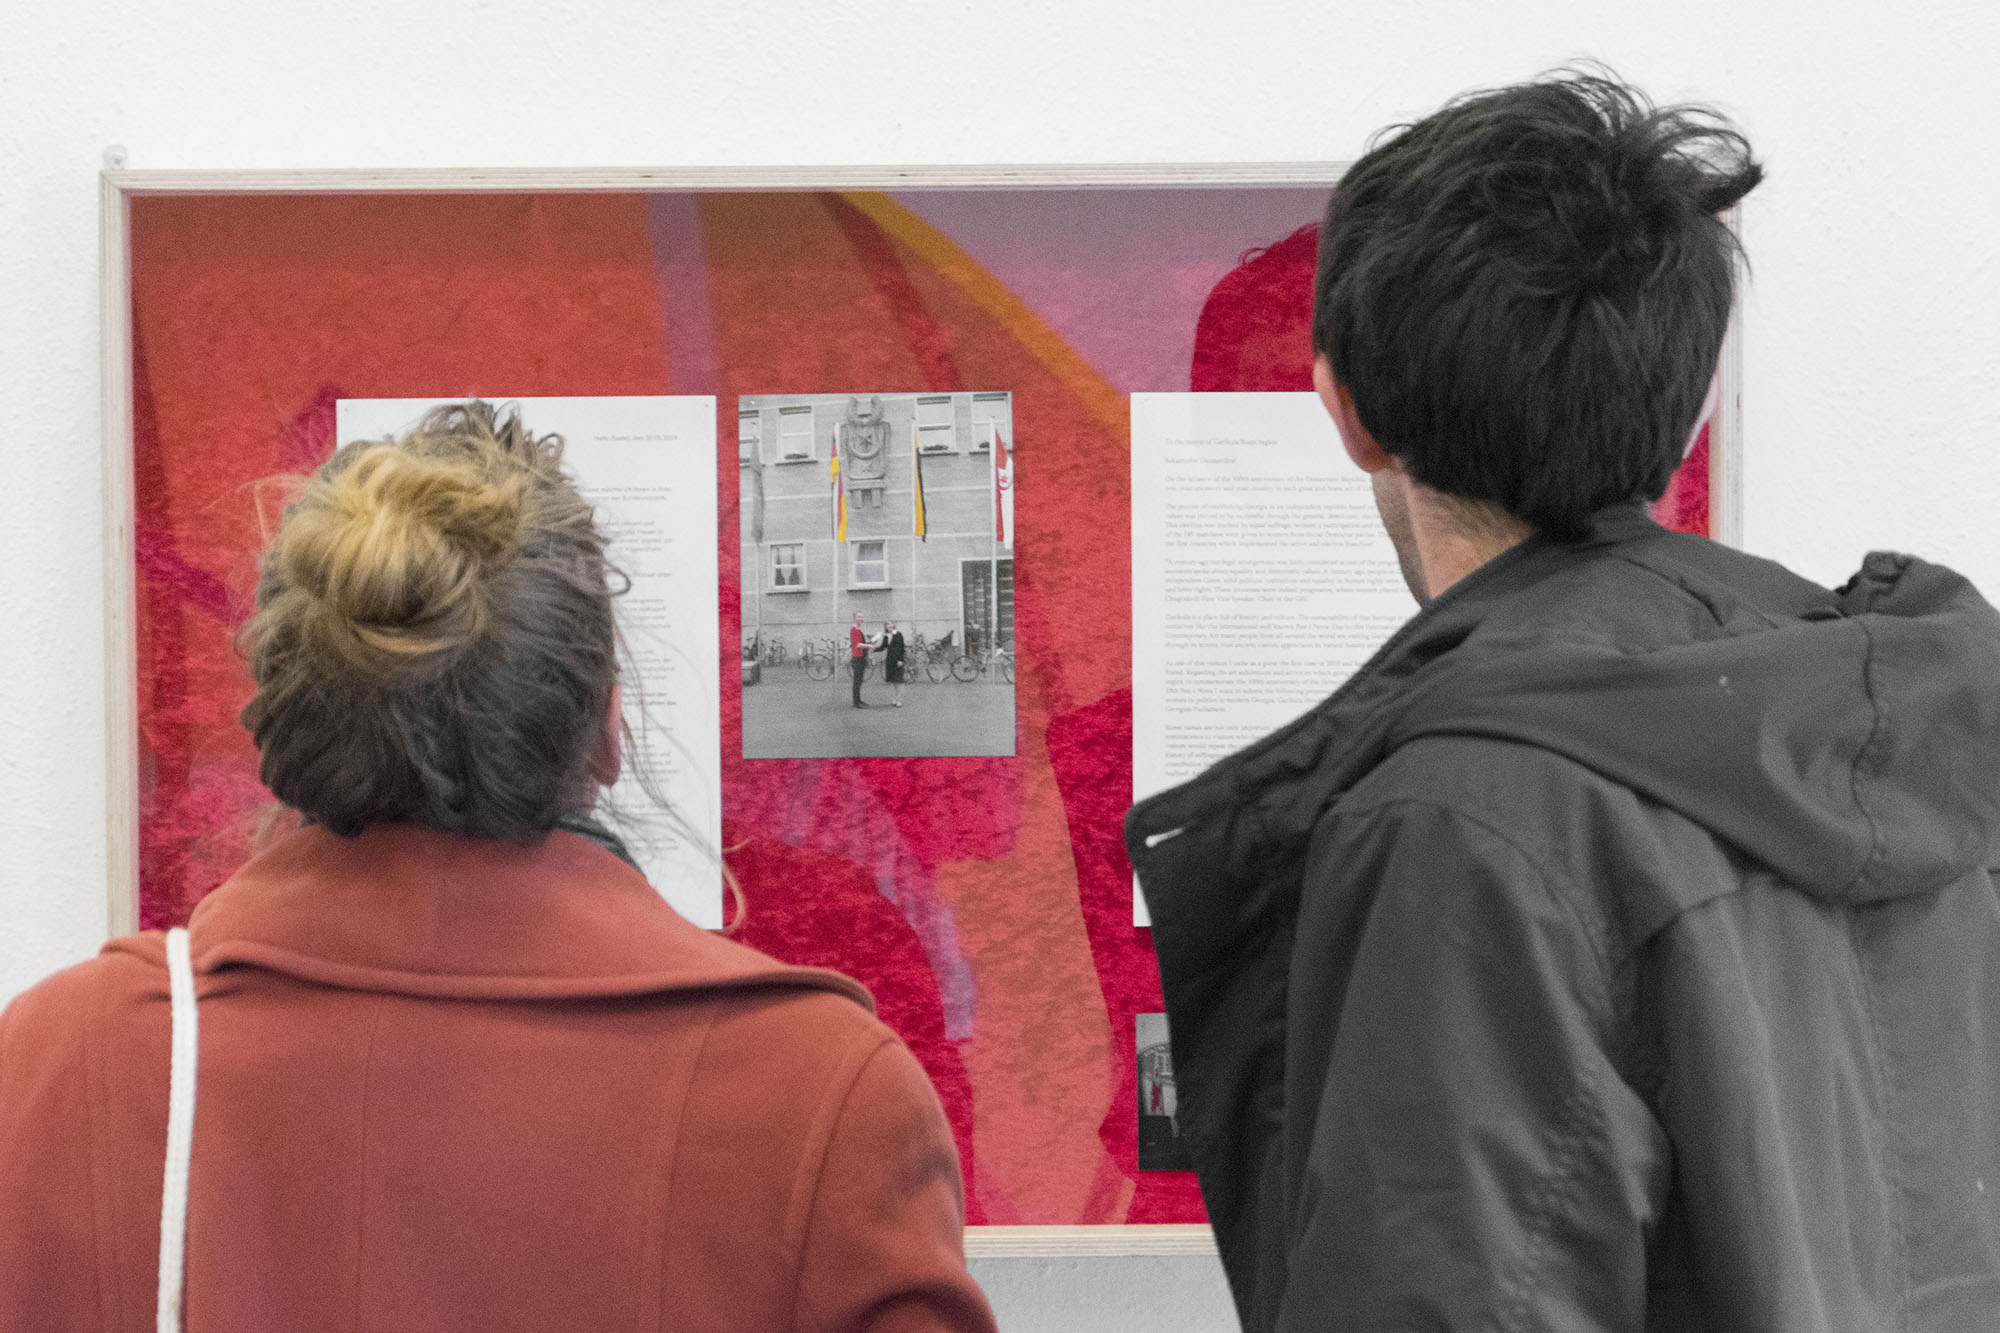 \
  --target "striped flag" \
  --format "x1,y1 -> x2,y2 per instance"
913,421 -> 928,541
831,421 -> 847,542
994,426 -> 1014,550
